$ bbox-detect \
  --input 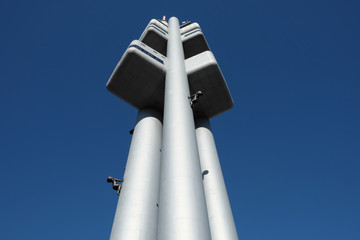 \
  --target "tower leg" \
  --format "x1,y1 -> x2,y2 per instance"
110,108 -> 162,240
196,118 -> 239,240
158,17 -> 211,240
